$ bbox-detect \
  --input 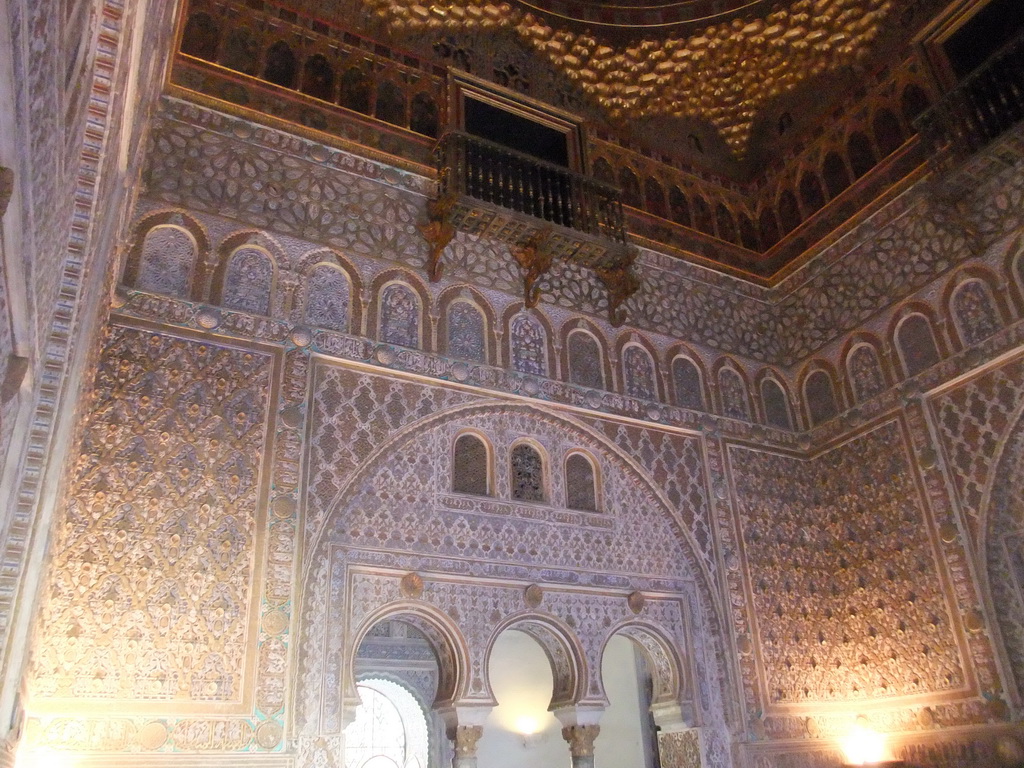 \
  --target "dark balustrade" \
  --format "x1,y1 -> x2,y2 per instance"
917,30 -> 1024,157
436,131 -> 627,244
